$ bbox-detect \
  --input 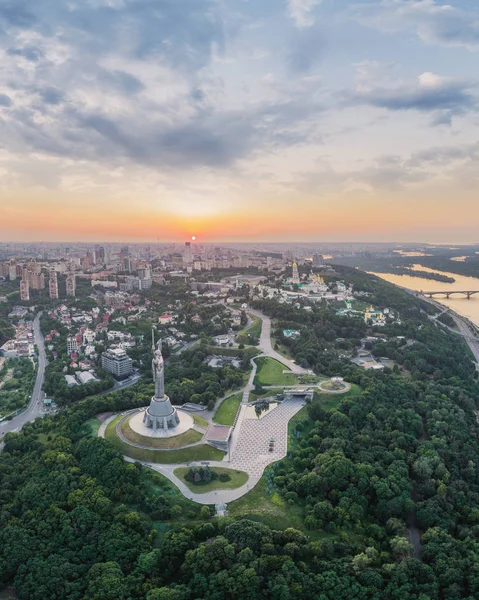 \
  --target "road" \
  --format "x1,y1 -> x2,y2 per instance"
0,313 -> 47,437
245,309 -> 309,375
0,314 -> 144,439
